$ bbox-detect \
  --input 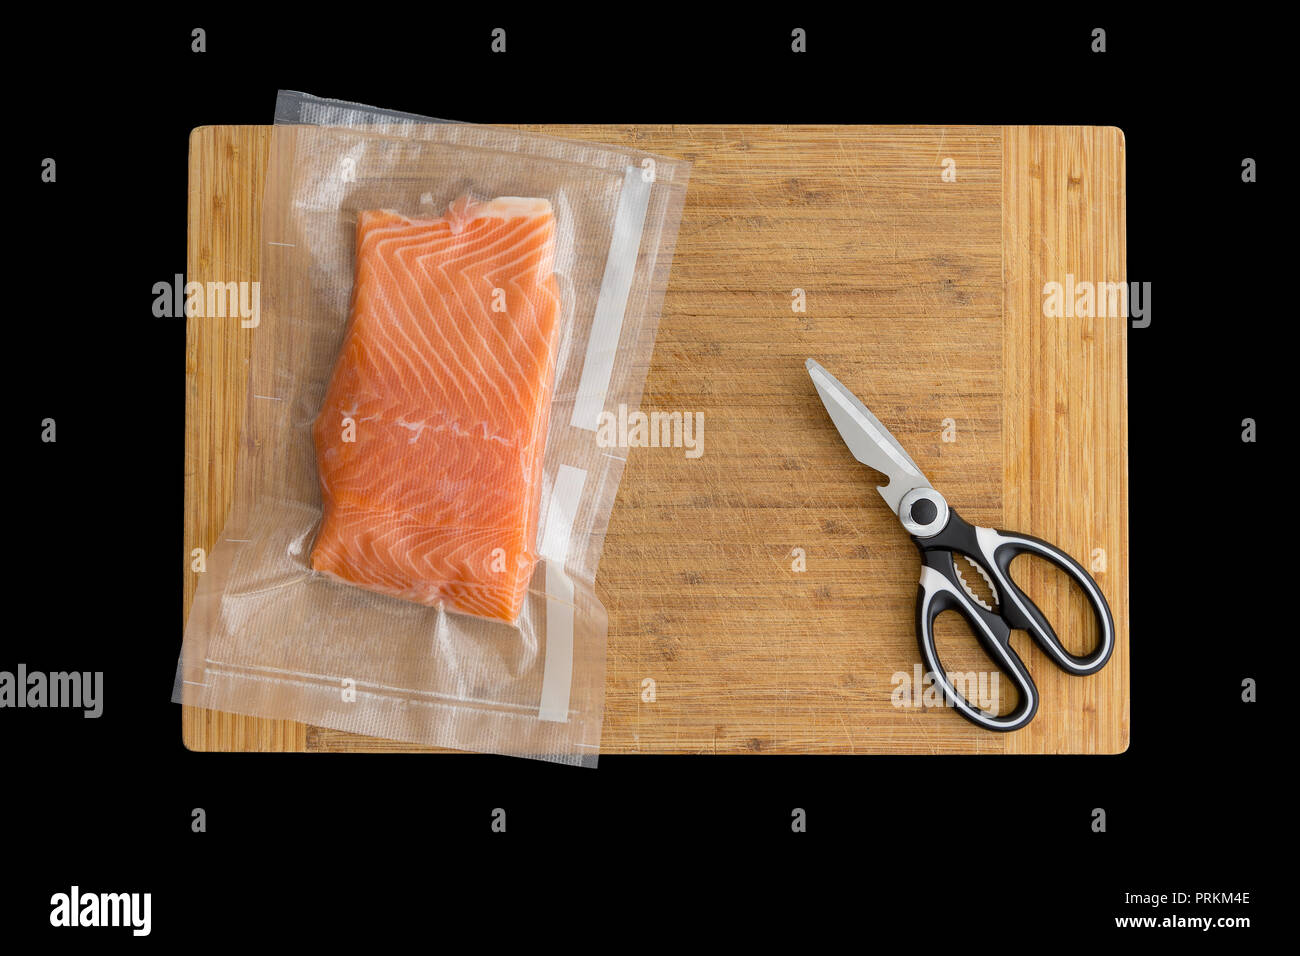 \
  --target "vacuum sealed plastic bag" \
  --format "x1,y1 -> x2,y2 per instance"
177,93 -> 690,764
